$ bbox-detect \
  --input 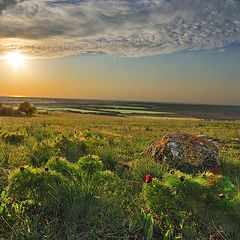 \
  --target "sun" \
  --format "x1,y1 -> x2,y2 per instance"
6,52 -> 27,69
